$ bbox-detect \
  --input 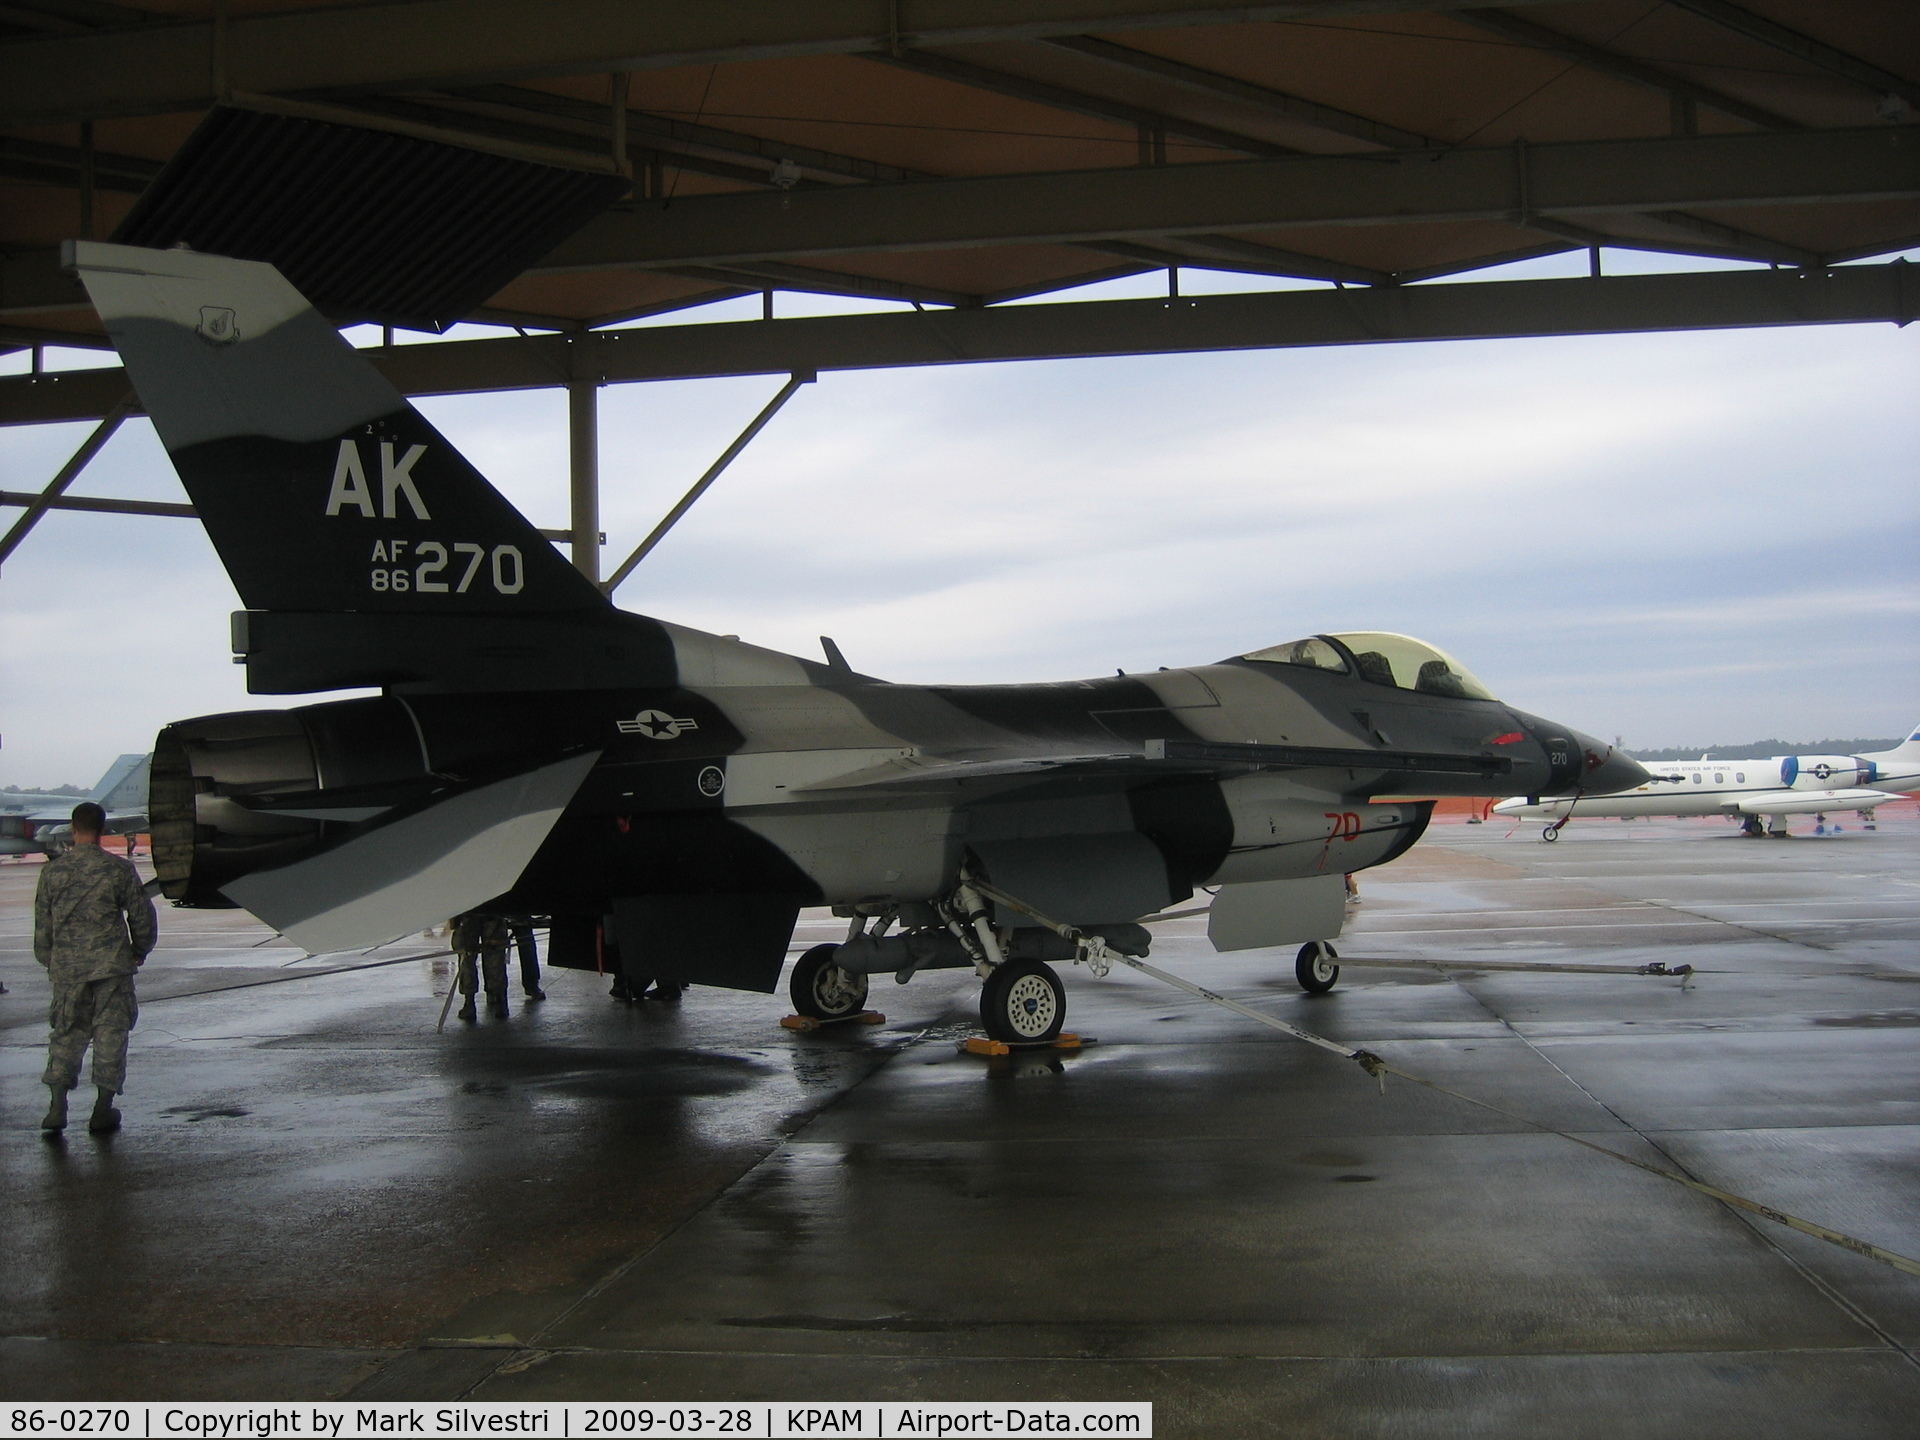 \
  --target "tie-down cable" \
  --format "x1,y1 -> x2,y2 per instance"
965,877 -> 1920,1280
